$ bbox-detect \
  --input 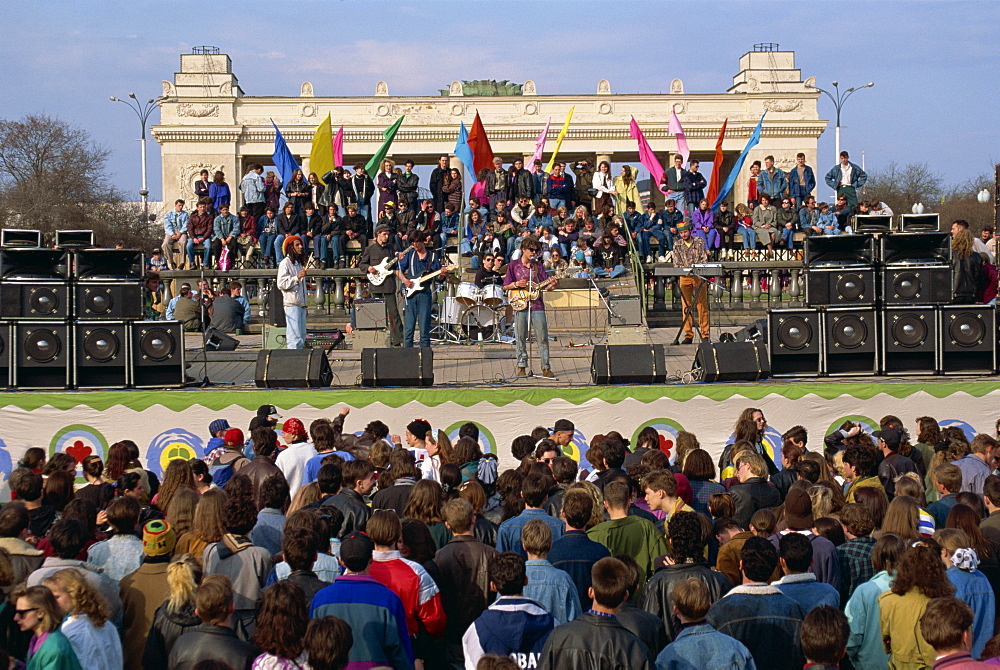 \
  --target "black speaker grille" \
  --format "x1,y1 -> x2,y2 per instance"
83,288 -> 113,316
29,287 -> 61,316
23,327 -> 62,362
891,271 -> 921,300
835,272 -> 868,302
948,312 -> 986,348
138,327 -> 176,361
82,328 -> 120,362
891,314 -> 929,348
776,315 -> 813,350
830,314 -> 869,349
